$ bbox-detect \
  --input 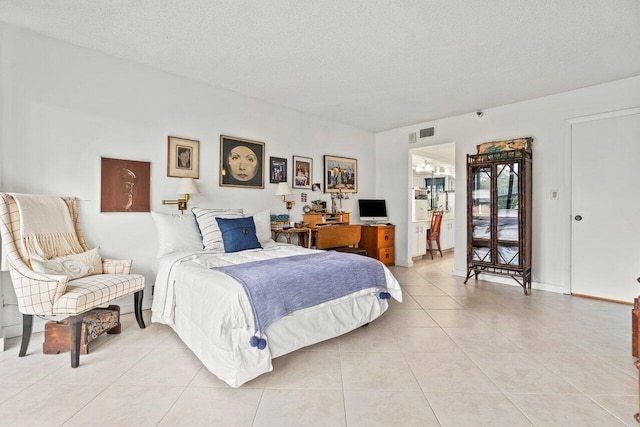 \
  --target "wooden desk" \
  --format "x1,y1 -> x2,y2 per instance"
314,224 -> 361,250
271,227 -> 312,247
